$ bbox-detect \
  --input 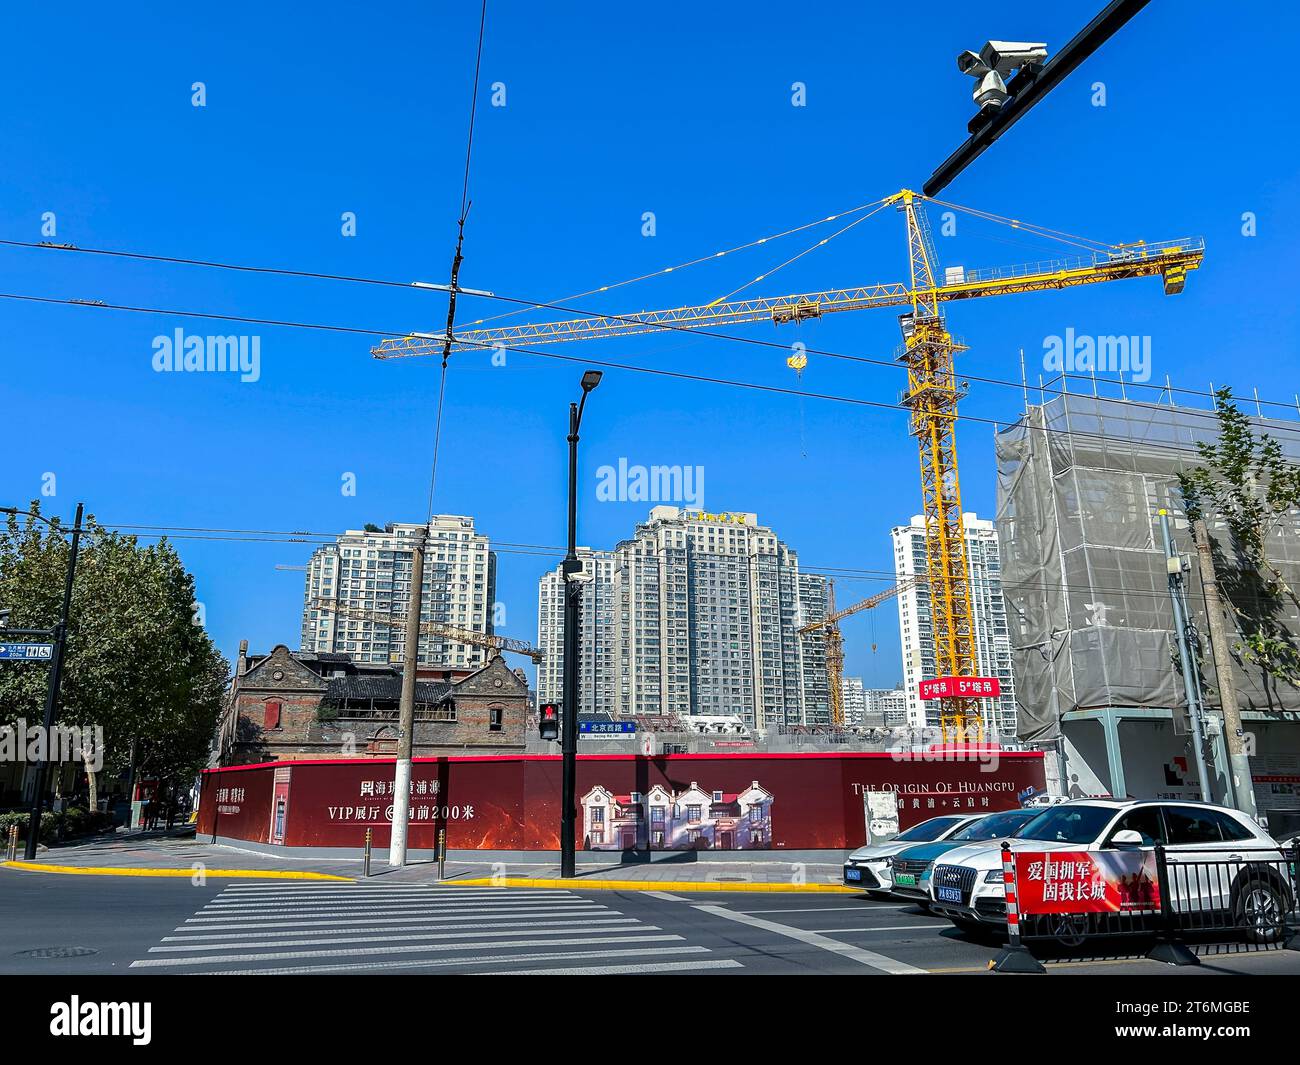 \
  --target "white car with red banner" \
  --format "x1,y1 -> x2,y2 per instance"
927,798 -> 1293,942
